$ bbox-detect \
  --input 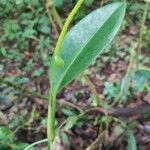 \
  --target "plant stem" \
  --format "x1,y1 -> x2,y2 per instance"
47,102 -> 52,150
24,139 -> 48,150
113,1 -> 150,105
51,6 -> 63,29
47,89 -> 56,149
46,3 -> 59,38
54,0 -> 84,56
137,1 -> 149,66
47,1 -> 85,149
83,75 -> 101,106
